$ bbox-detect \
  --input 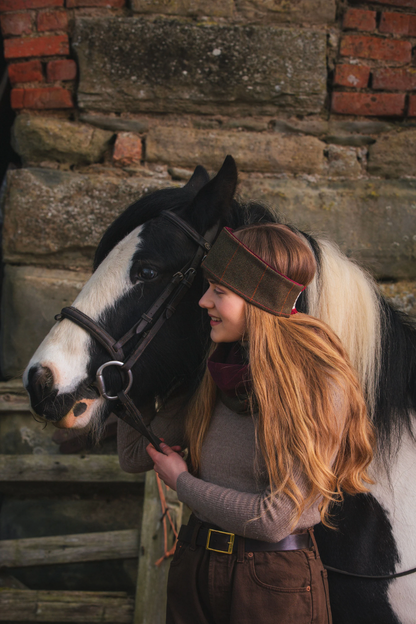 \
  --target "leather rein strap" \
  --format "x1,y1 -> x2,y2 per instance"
55,211 -> 218,452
